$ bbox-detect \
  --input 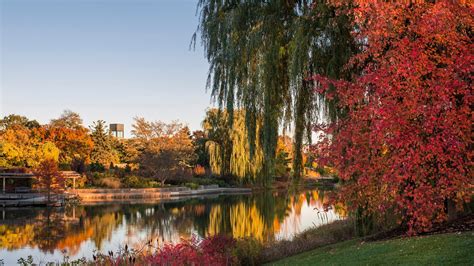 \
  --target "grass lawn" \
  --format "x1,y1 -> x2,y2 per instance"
268,231 -> 474,265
